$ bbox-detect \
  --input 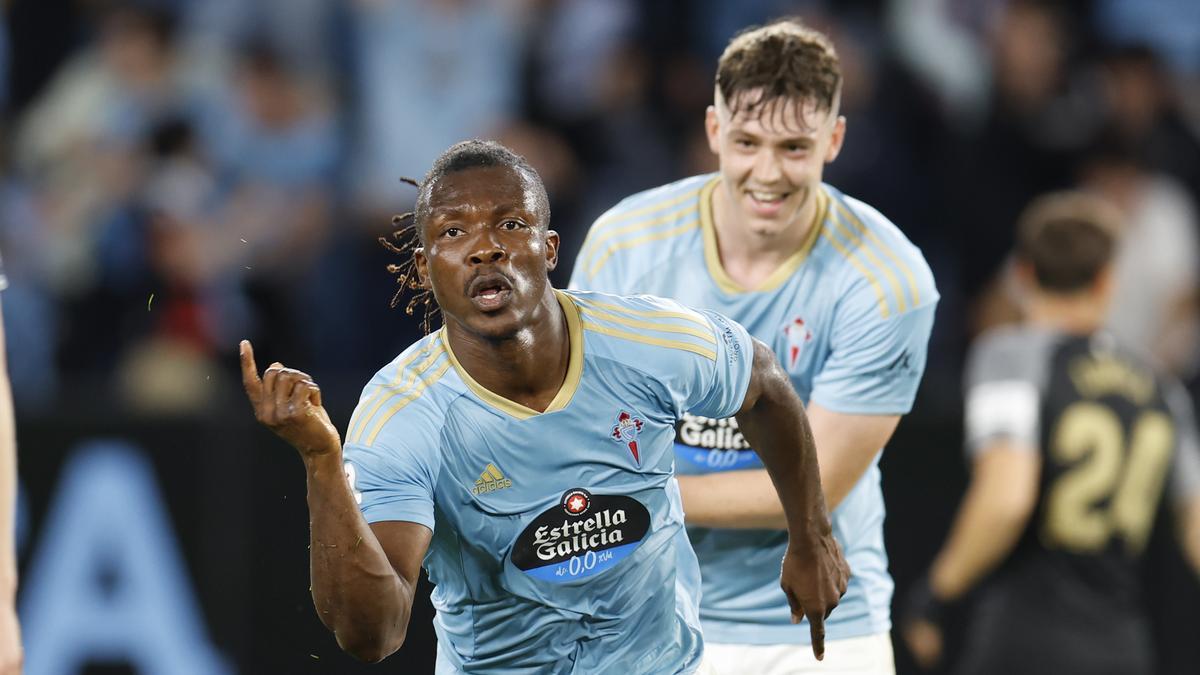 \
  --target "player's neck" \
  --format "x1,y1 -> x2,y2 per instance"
1025,293 -> 1106,335
445,290 -> 571,412
712,184 -> 817,288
